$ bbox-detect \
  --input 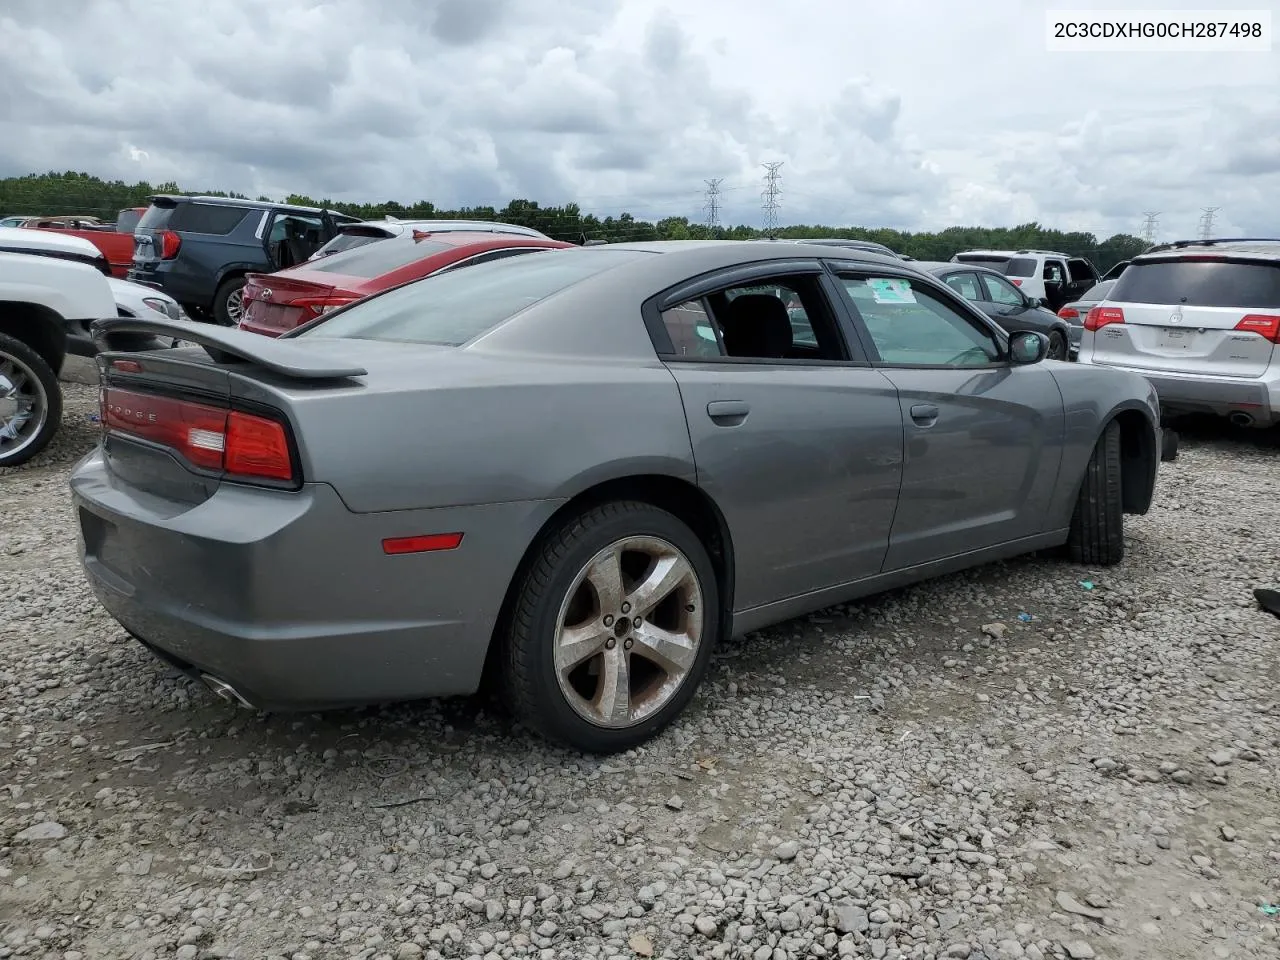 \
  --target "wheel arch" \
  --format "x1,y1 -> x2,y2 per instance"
0,300 -> 69,376
482,472 -> 736,683
1107,404 -> 1159,515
